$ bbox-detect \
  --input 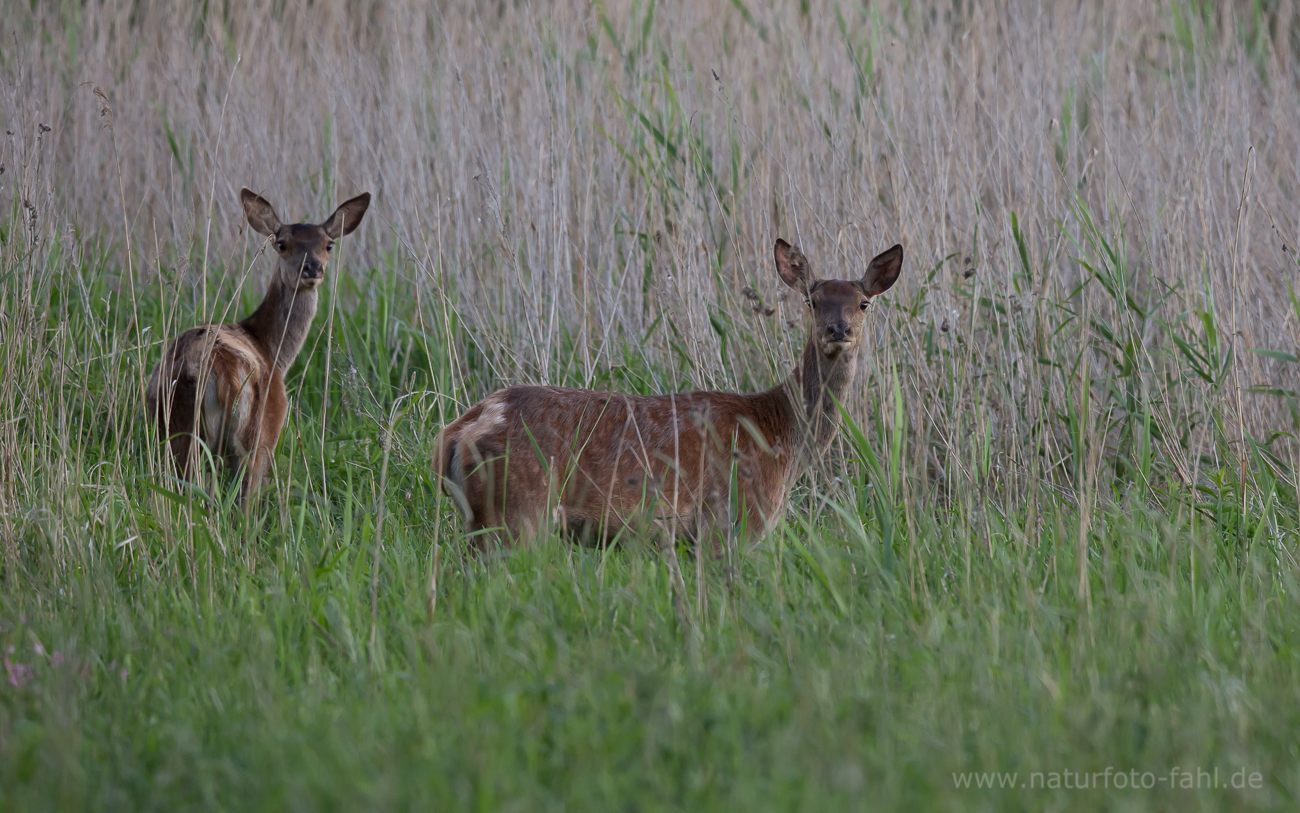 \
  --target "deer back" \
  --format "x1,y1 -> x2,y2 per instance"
145,323 -> 278,469
436,384 -> 798,544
